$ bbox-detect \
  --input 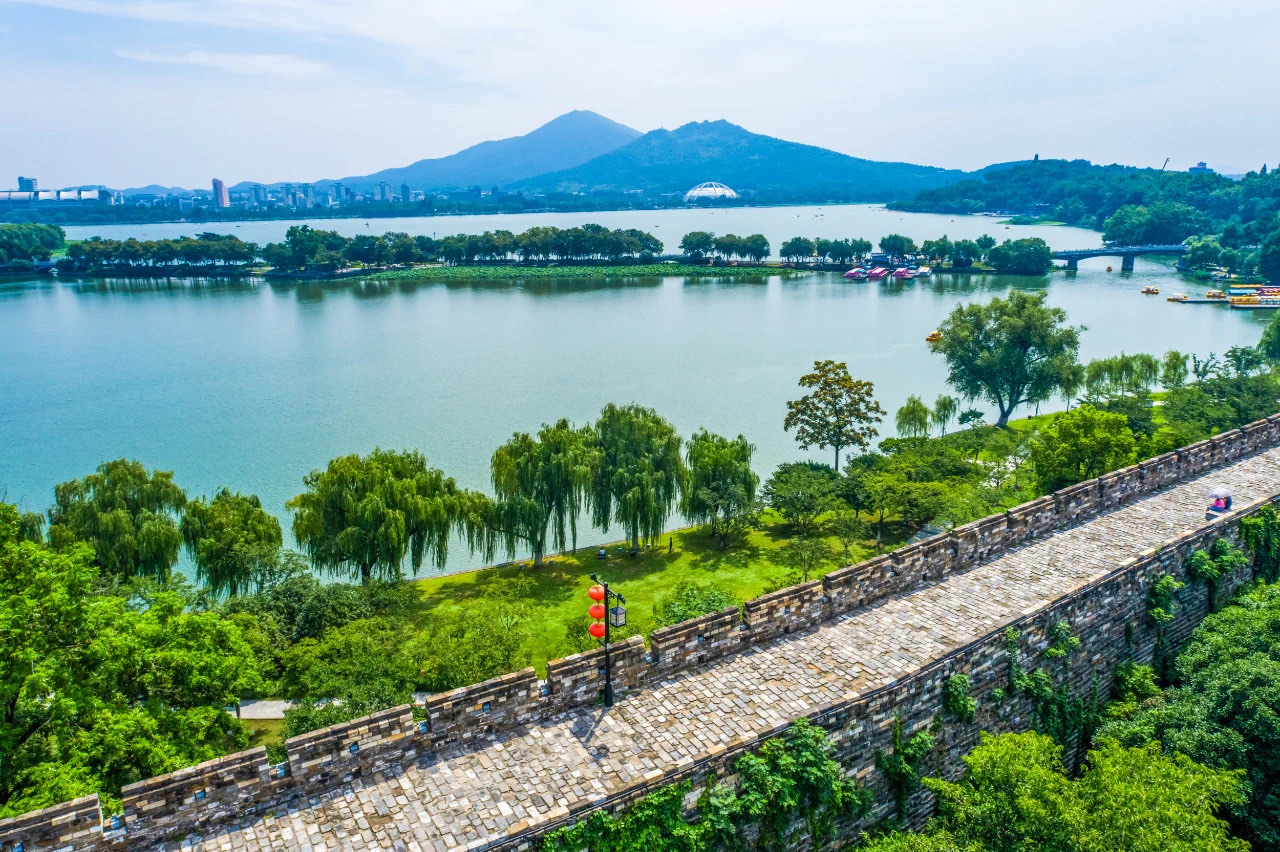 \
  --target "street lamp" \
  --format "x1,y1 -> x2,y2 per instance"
588,573 -> 627,707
